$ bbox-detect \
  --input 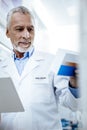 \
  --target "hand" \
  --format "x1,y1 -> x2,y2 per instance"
69,69 -> 78,88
